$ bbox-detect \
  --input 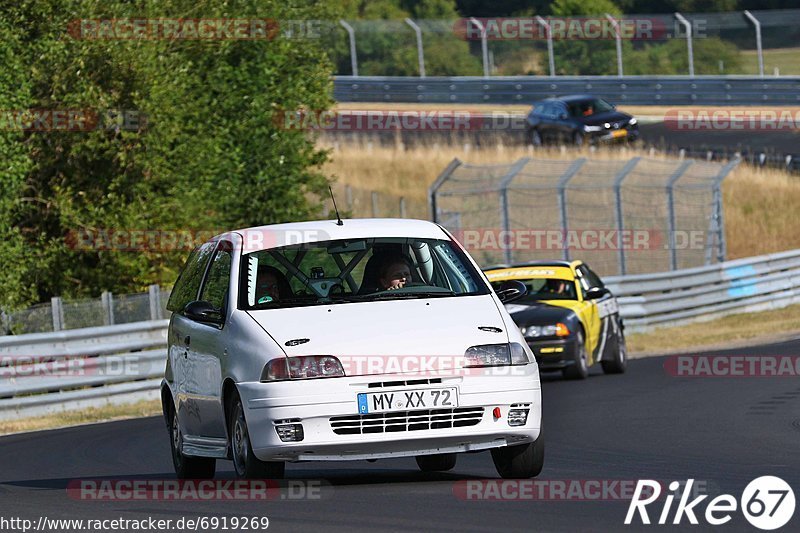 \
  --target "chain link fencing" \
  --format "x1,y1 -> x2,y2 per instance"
430,156 -> 740,276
